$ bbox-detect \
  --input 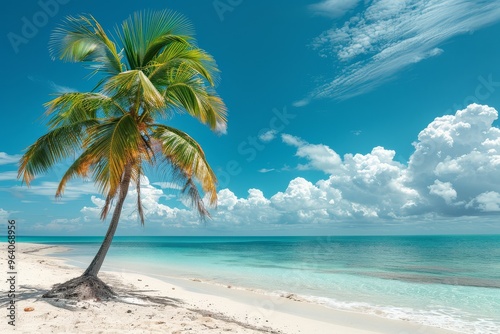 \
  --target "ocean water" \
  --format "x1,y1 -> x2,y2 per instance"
18,235 -> 500,333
